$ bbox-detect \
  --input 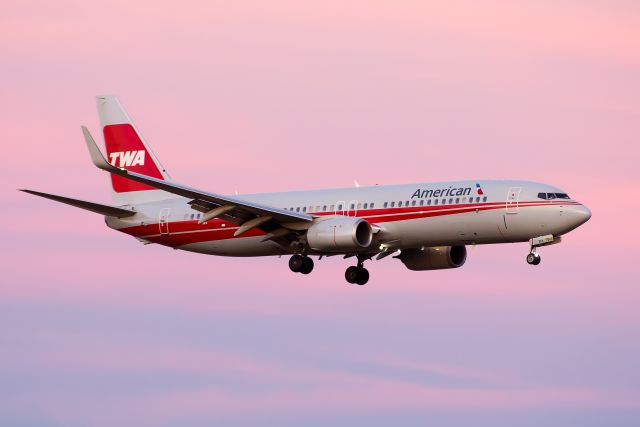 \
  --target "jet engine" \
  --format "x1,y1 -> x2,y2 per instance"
398,245 -> 467,271
306,217 -> 372,252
